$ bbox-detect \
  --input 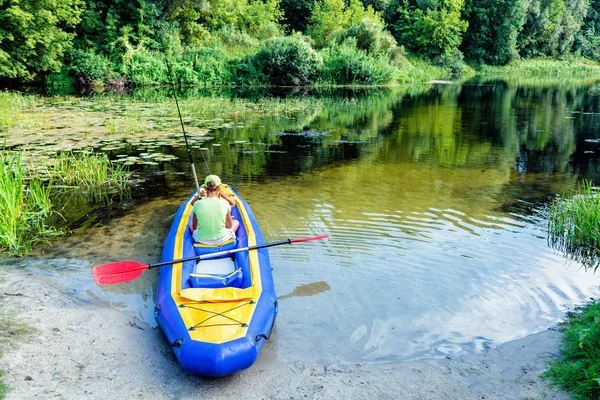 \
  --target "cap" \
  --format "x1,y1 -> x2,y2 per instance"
204,175 -> 222,187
